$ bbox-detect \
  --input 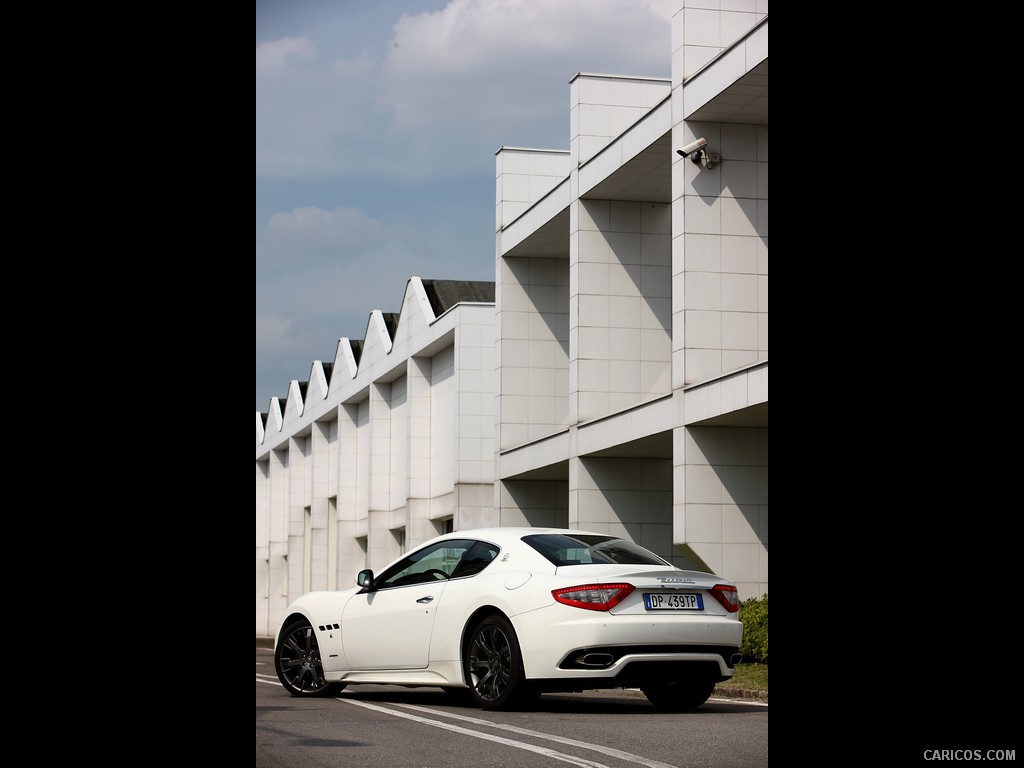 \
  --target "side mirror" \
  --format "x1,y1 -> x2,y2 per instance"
356,569 -> 375,589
